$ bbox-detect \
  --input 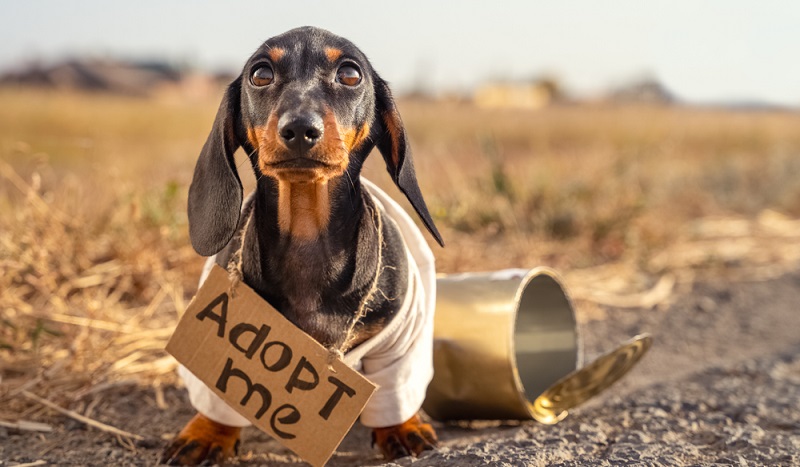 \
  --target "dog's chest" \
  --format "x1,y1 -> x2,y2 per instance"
280,241 -> 343,310
261,240 -> 358,347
